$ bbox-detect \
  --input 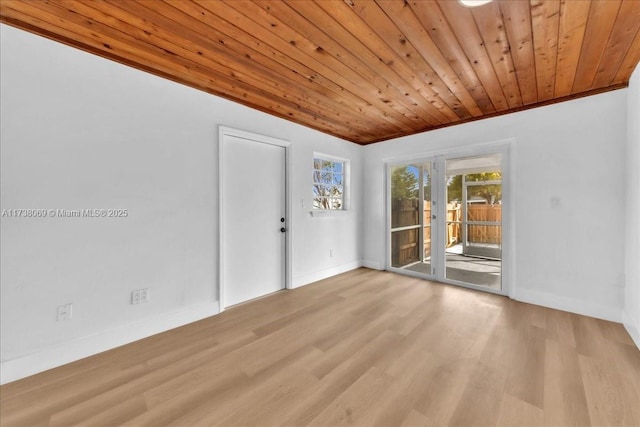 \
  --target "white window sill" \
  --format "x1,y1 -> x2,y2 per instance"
309,210 -> 349,217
